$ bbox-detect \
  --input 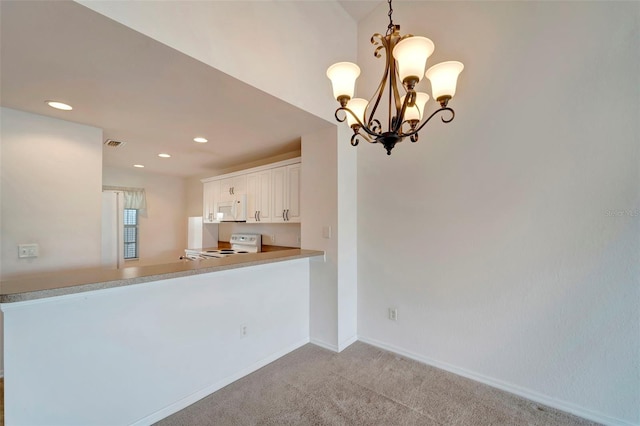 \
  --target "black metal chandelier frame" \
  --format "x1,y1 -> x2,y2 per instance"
333,0 -> 456,155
